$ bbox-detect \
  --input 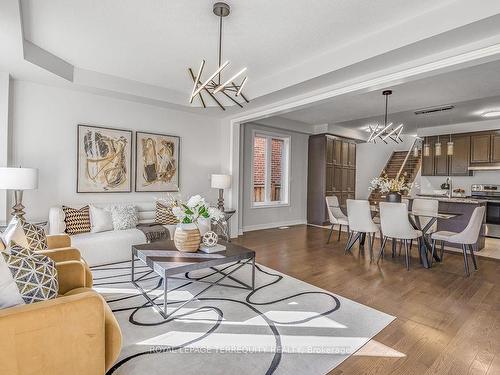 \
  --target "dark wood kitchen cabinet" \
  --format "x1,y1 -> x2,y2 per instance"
434,138 -> 449,176
491,133 -> 500,163
449,135 -> 472,176
421,137 -> 435,176
307,134 -> 357,225
470,134 -> 491,163
422,135 -> 473,176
